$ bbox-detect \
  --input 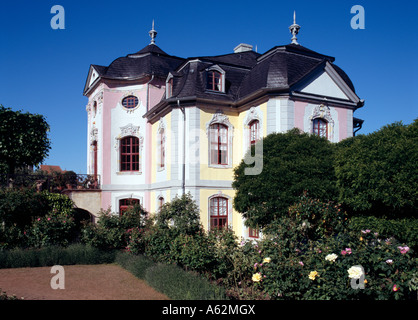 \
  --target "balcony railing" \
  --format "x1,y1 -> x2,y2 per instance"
0,173 -> 100,192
